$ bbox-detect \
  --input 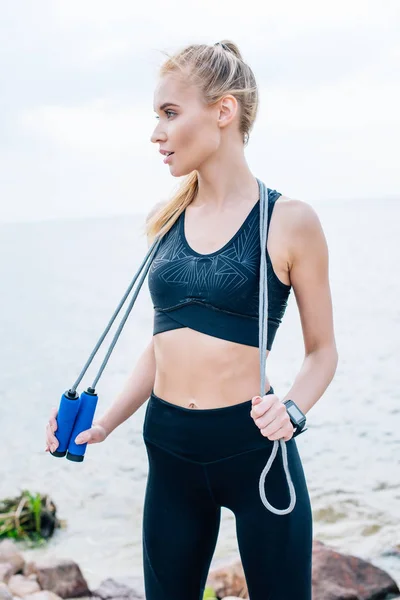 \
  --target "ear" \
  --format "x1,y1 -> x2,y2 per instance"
217,95 -> 238,129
